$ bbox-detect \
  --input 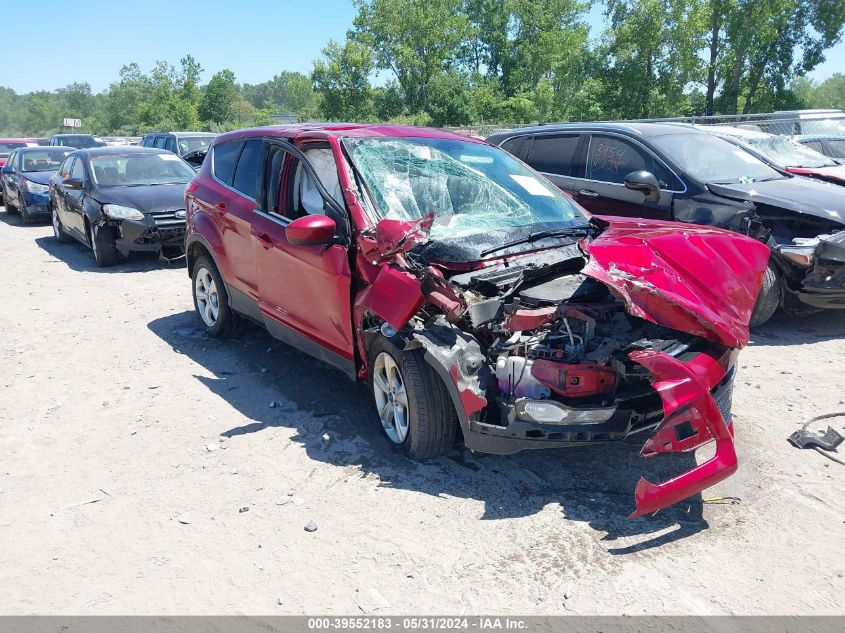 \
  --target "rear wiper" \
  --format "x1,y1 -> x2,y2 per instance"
480,224 -> 594,257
